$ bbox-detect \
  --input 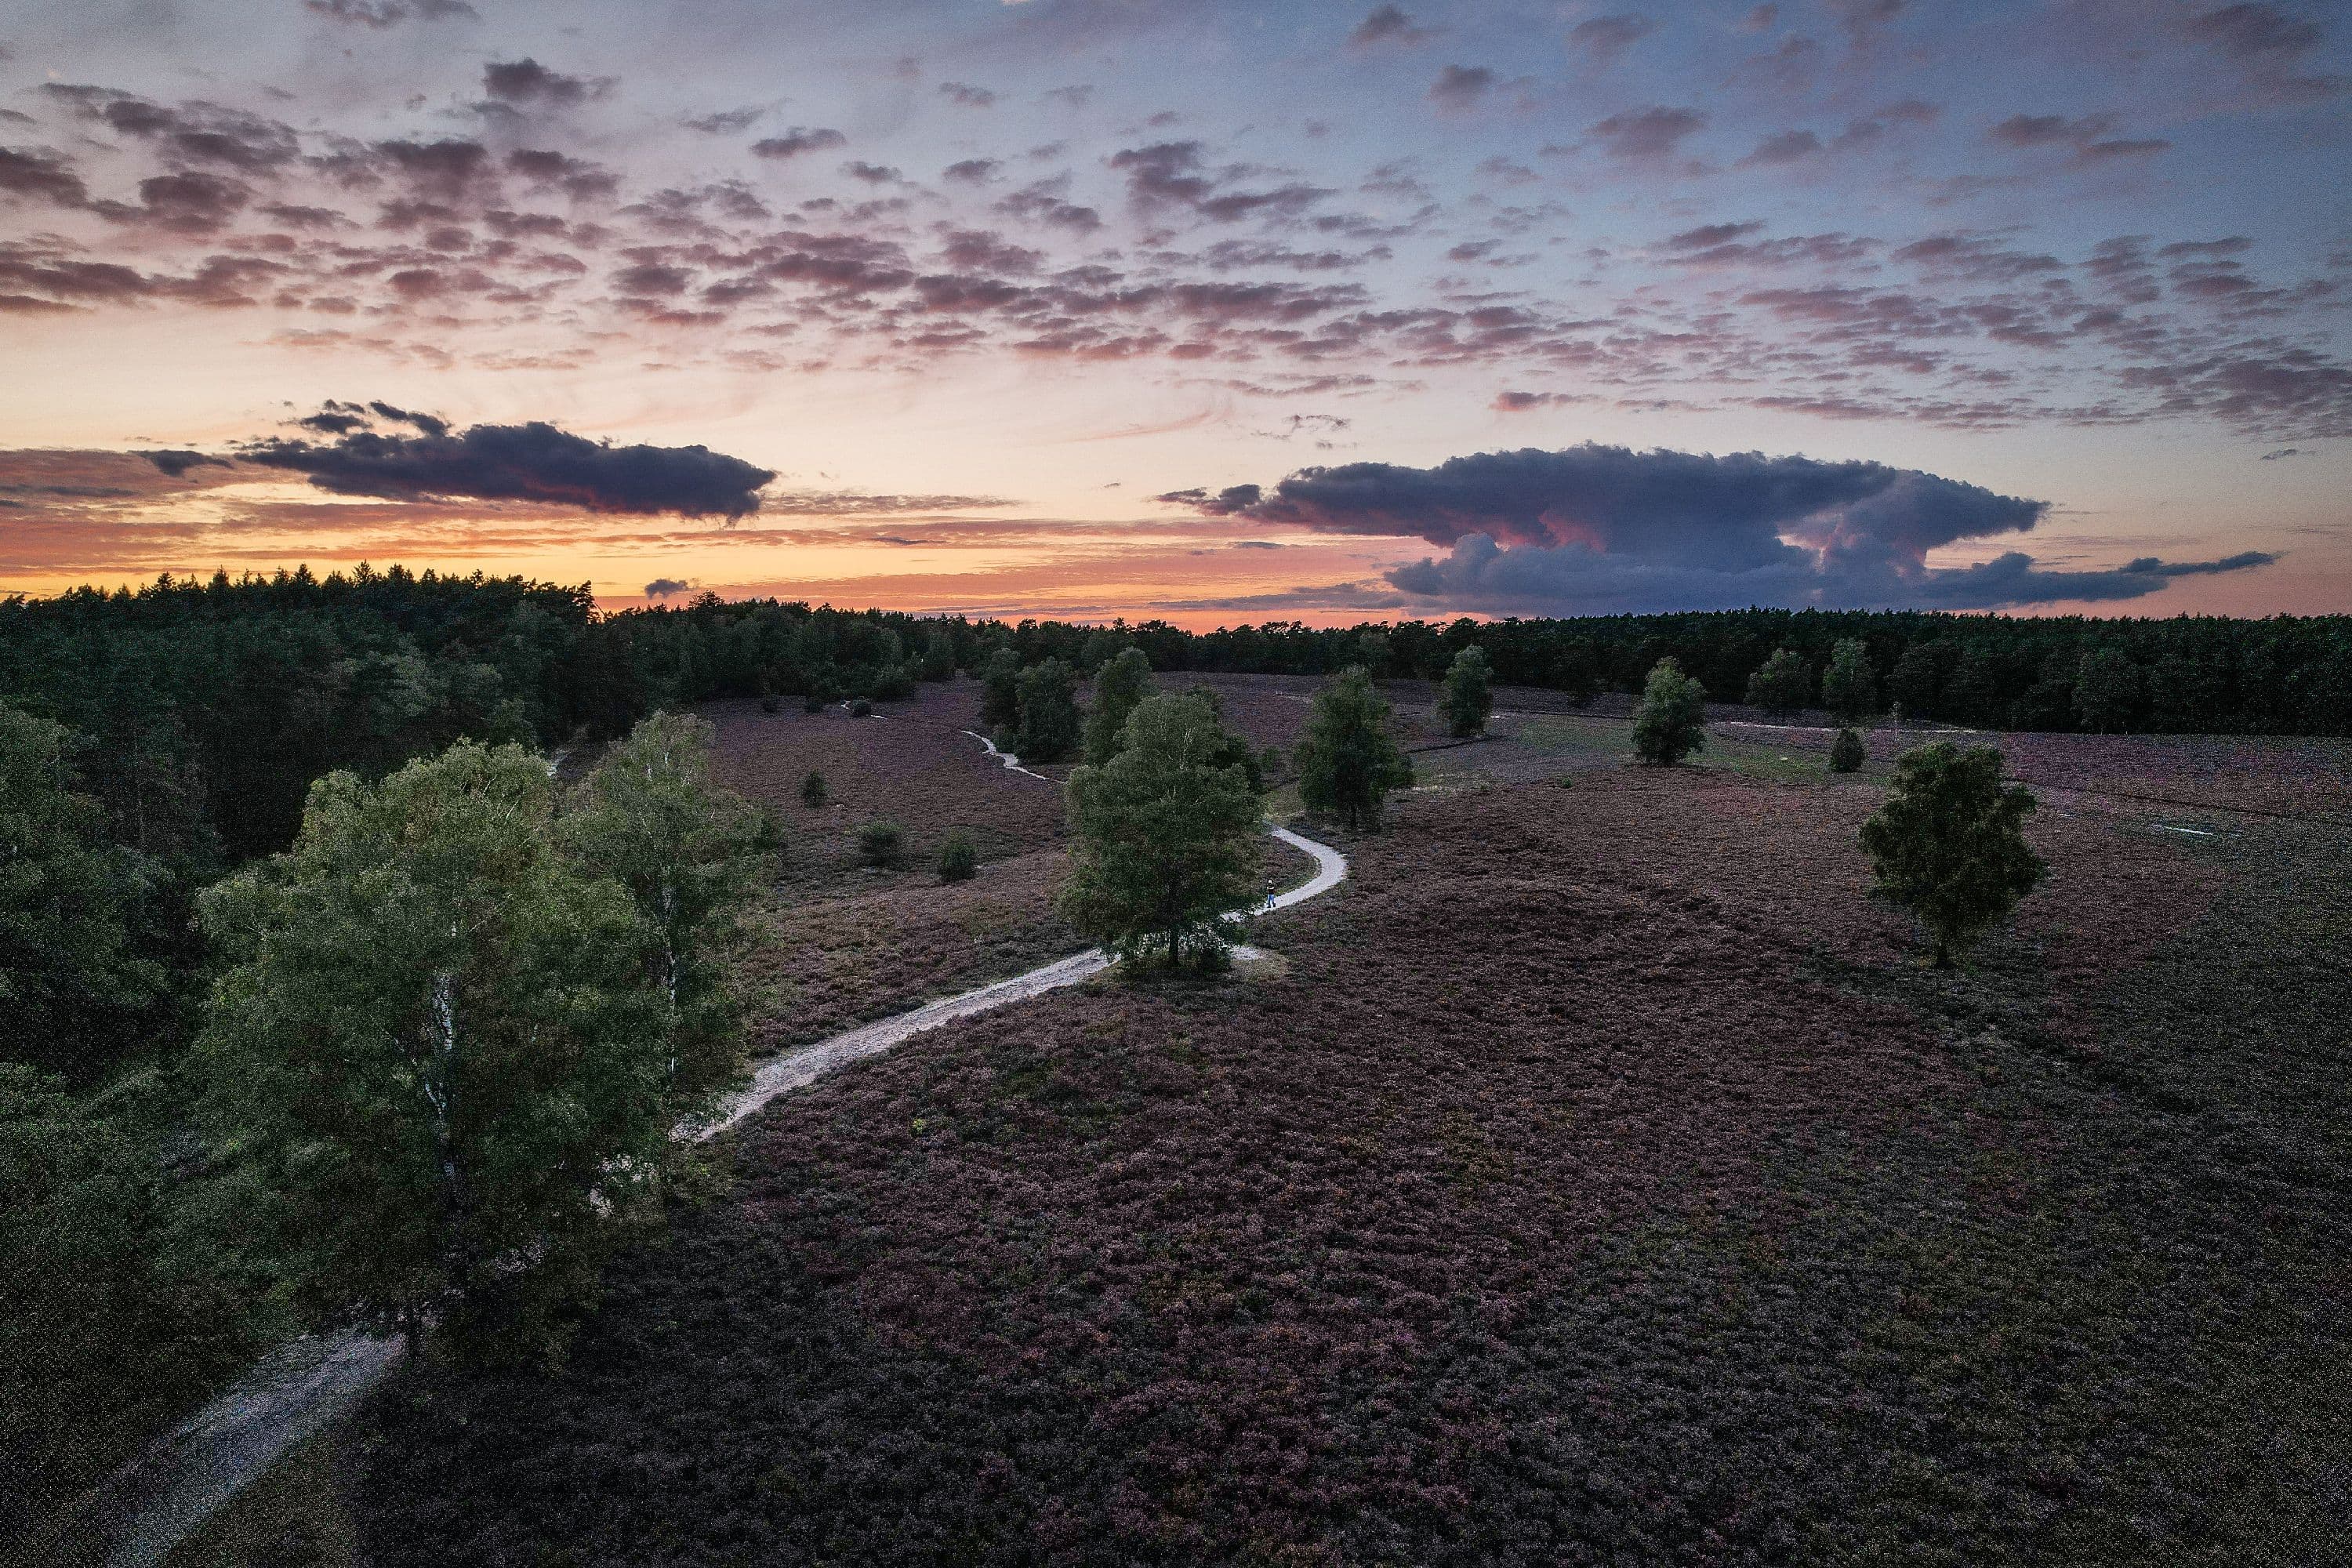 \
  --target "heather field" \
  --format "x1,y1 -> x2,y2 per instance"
339,717 -> 2352,1567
